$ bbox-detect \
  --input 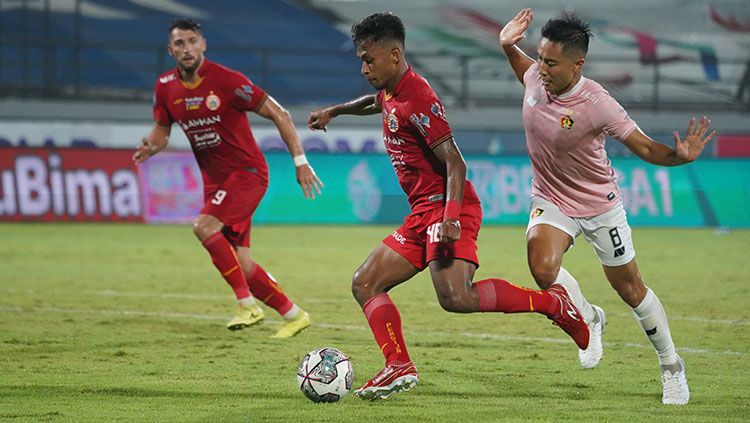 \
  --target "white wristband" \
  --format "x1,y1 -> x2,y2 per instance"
293,154 -> 308,167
